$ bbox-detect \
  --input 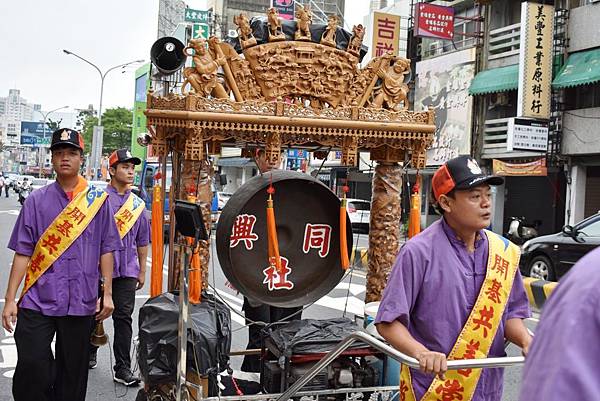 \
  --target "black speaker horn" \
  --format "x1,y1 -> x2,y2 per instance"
150,37 -> 186,75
